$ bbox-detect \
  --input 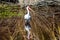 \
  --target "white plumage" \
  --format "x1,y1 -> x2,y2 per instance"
25,25 -> 31,32
24,6 -> 31,39
24,14 -> 31,20
24,6 -> 31,20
